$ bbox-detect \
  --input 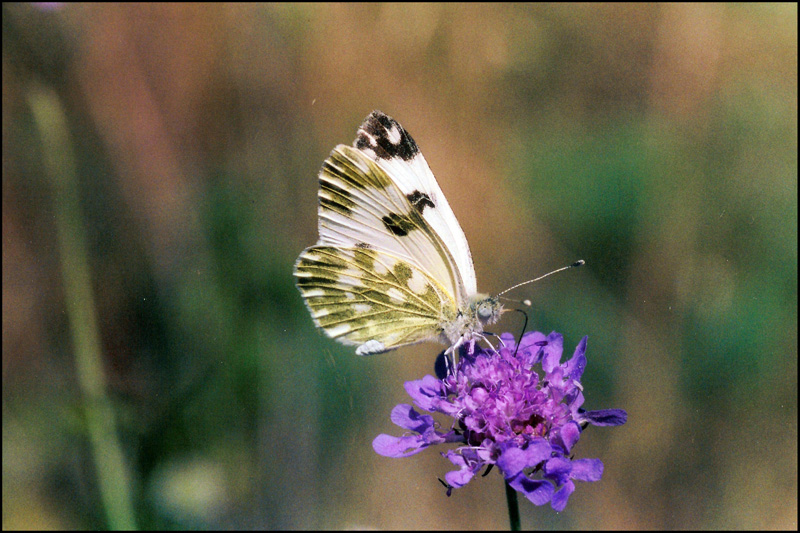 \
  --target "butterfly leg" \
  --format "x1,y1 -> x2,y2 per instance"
444,336 -> 467,374
476,333 -> 497,353
482,332 -> 506,352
